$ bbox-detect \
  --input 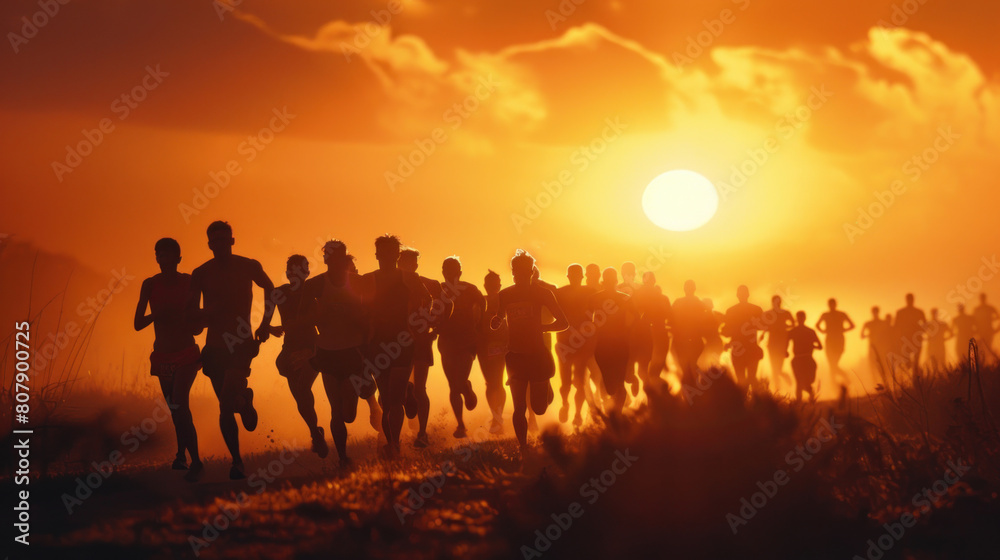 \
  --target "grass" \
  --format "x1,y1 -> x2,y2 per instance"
5,360 -> 1000,559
